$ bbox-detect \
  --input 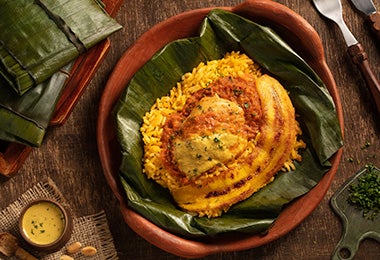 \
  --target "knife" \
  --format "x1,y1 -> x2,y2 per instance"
350,0 -> 380,40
